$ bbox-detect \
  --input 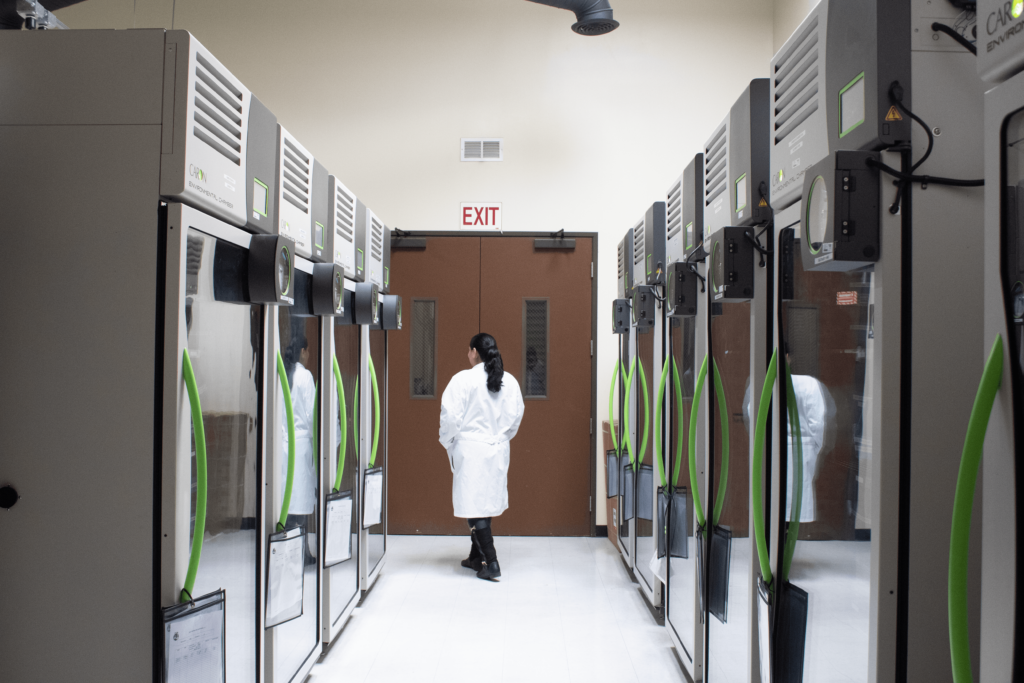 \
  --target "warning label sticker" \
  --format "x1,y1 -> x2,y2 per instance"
837,291 -> 858,306
758,197 -> 768,207
885,106 -> 903,121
